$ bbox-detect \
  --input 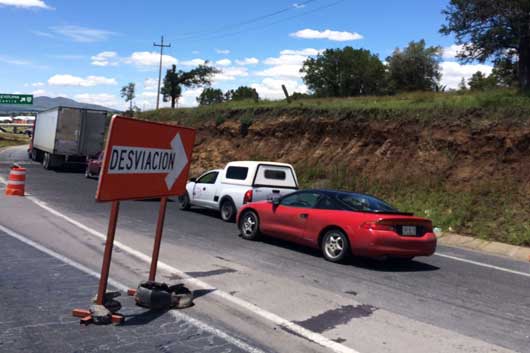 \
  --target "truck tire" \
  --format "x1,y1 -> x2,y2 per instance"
43,152 -> 52,170
220,199 -> 236,222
